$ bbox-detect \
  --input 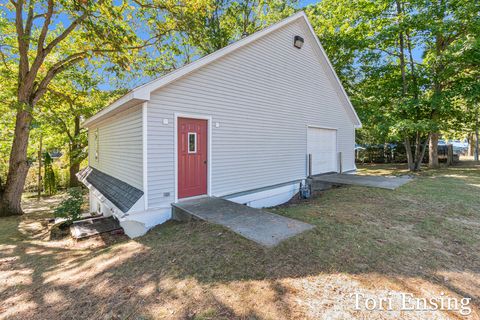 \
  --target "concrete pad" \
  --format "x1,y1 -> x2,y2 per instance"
172,197 -> 314,247
313,173 -> 412,190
